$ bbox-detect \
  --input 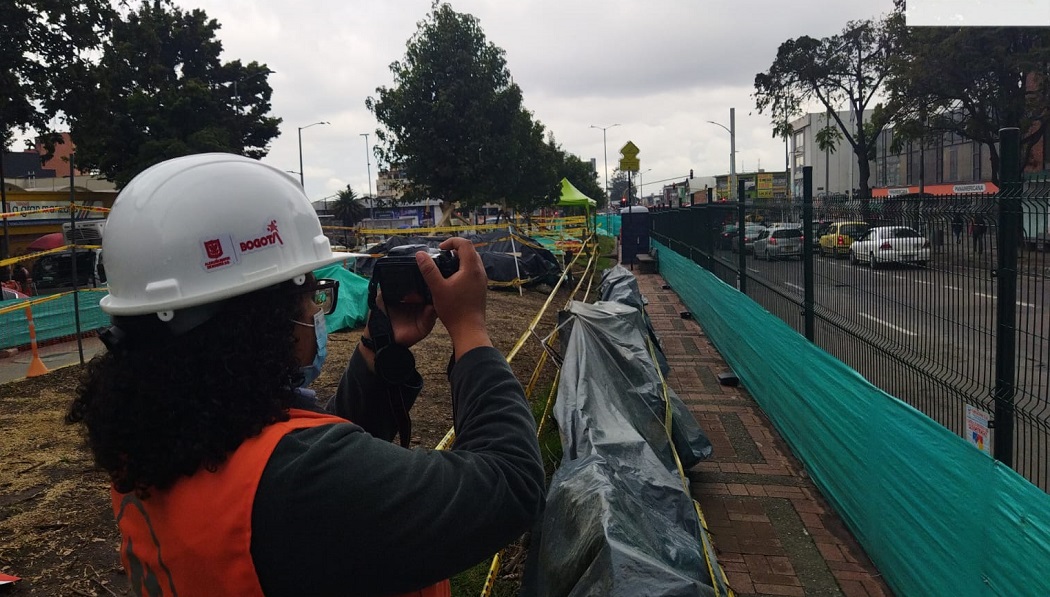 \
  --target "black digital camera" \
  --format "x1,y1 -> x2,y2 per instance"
371,244 -> 459,304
